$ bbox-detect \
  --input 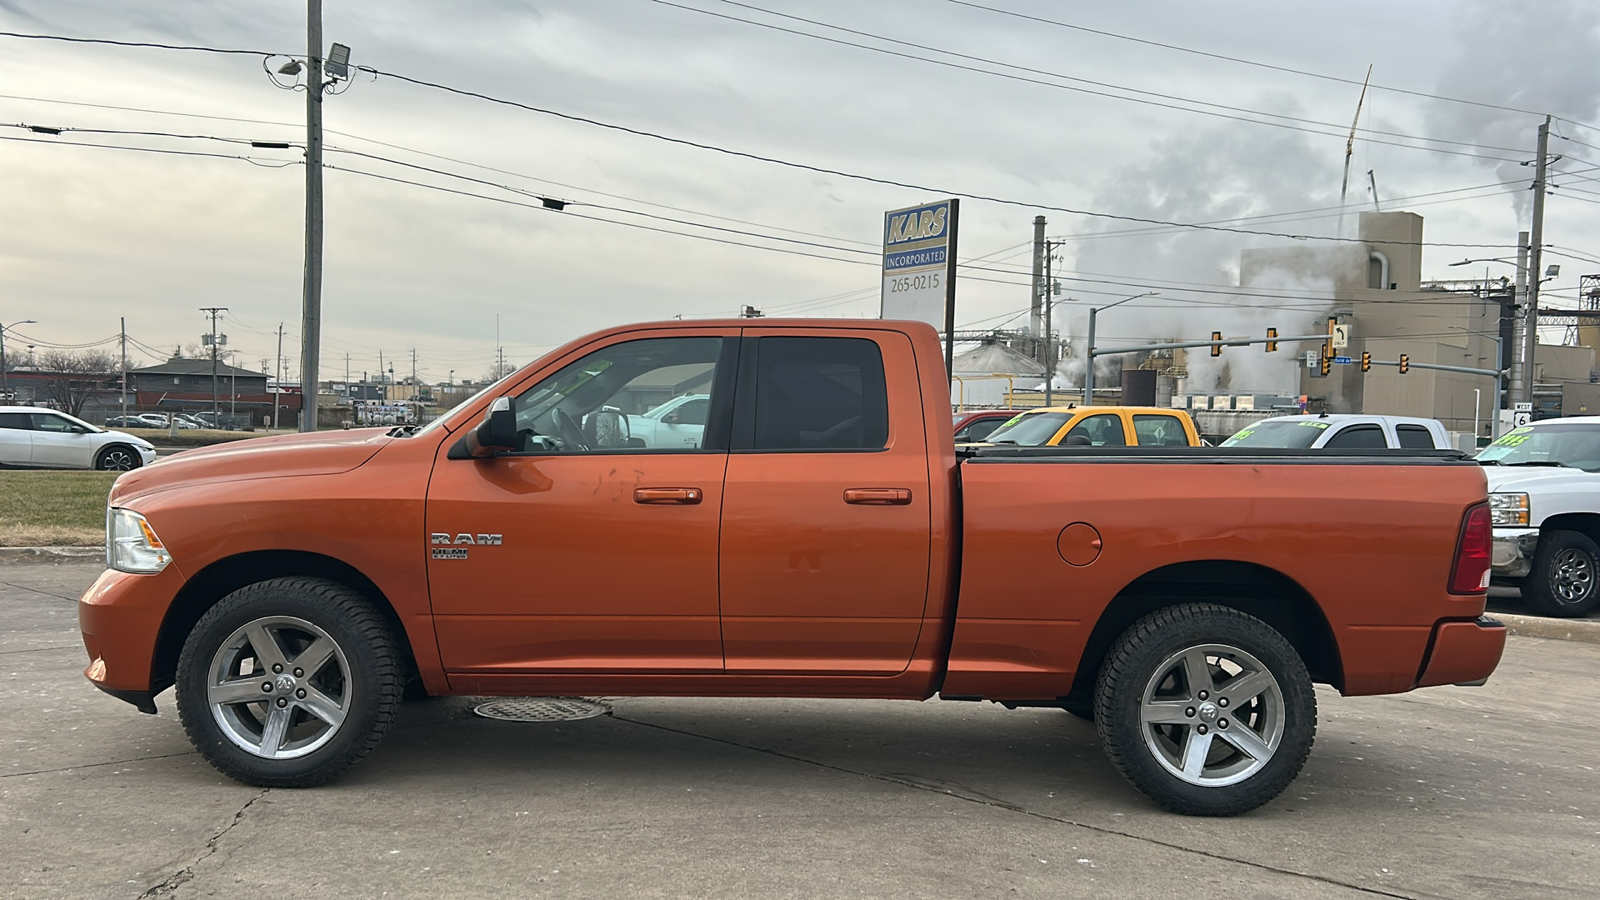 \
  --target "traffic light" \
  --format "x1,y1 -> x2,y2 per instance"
1398,354 -> 1410,374
1361,351 -> 1371,372
1265,327 -> 1278,352
1319,353 -> 1331,376
1211,331 -> 1223,357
